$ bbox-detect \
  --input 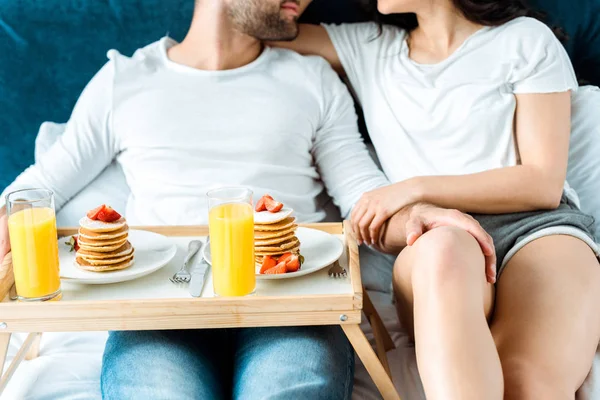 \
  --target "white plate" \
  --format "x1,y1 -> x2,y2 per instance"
203,227 -> 343,280
59,230 -> 177,284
